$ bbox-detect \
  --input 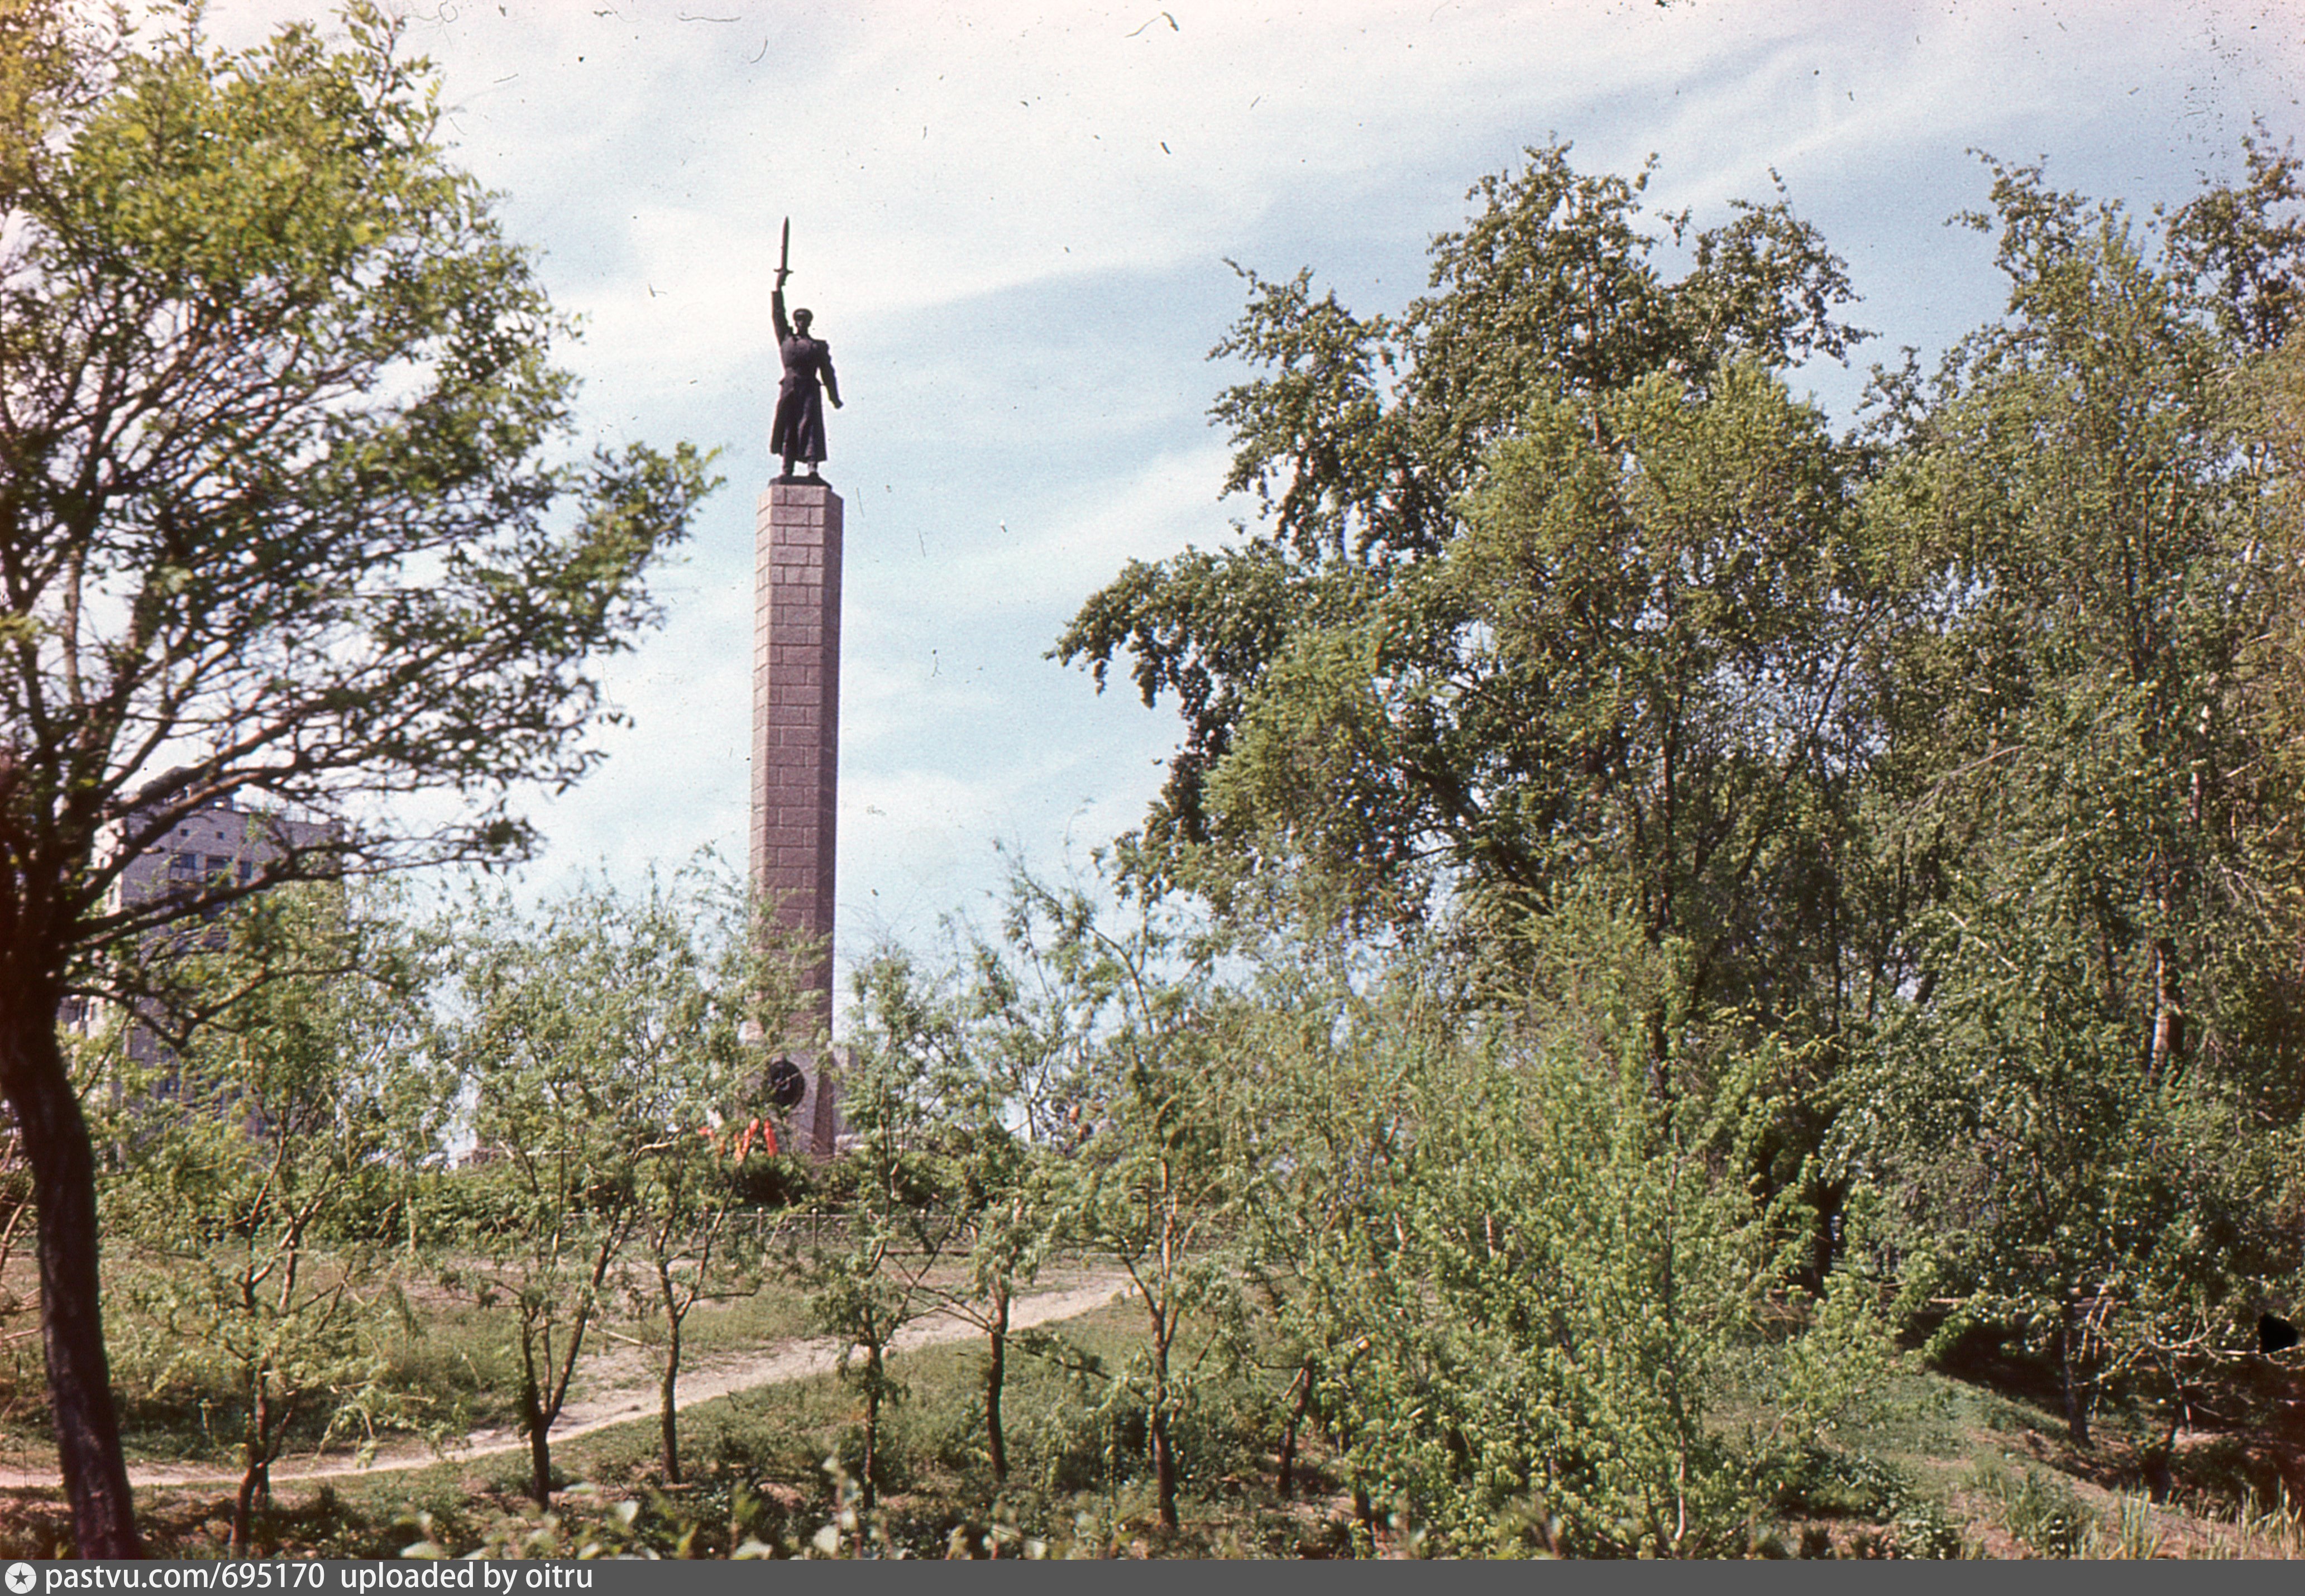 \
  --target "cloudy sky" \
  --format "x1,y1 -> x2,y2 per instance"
202,0 -> 2304,1026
